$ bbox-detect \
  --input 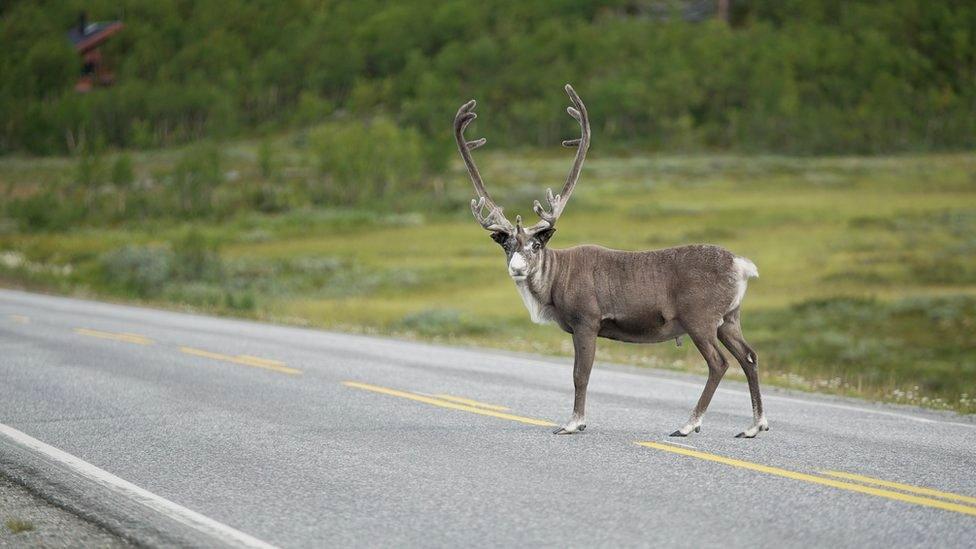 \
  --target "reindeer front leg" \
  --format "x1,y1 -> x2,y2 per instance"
554,327 -> 597,434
